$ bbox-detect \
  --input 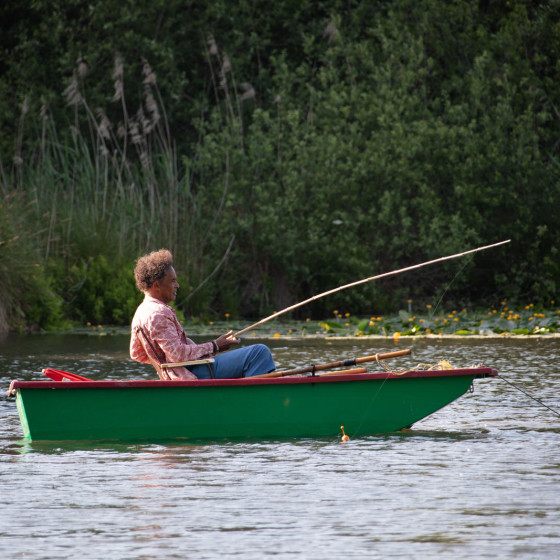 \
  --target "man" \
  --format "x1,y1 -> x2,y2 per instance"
130,249 -> 275,380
